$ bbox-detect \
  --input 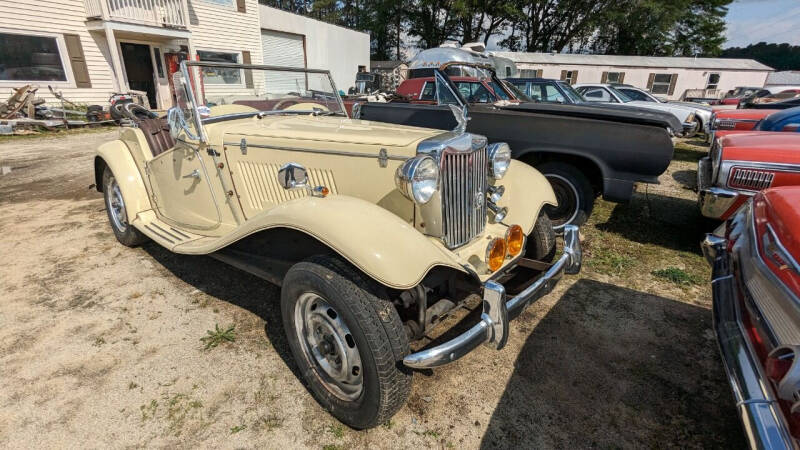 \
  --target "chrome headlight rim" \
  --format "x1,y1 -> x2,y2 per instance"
395,155 -> 439,204
488,142 -> 511,179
